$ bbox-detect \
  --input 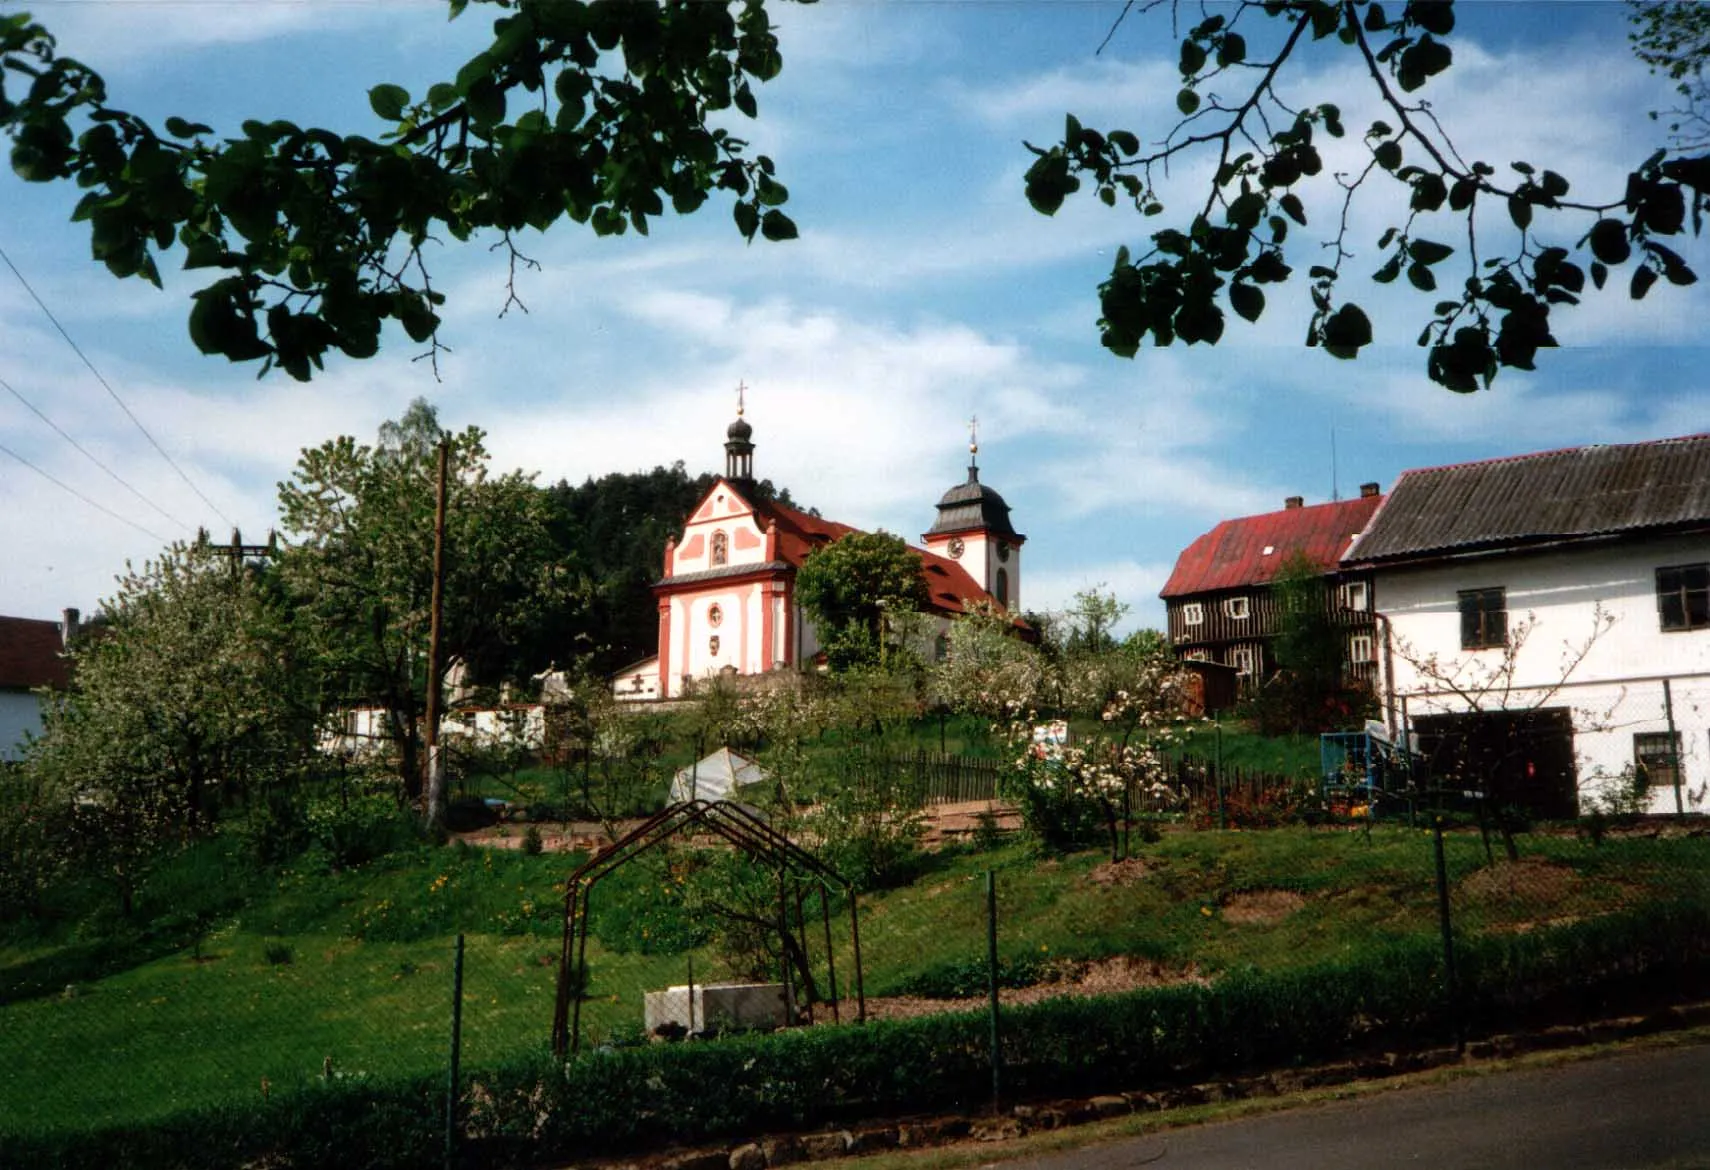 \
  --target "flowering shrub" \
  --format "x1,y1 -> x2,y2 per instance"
1001,650 -> 1199,861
